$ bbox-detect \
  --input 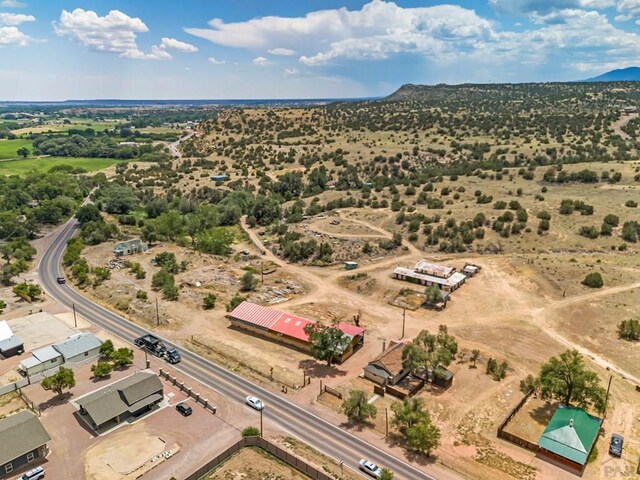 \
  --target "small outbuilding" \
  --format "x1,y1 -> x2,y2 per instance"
19,346 -> 63,377
537,406 -> 601,474
211,174 -> 229,182
113,239 -> 148,256
0,321 -> 23,358
0,410 -> 51,478
431,367 -> 454,389
345,261 -> 358,270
